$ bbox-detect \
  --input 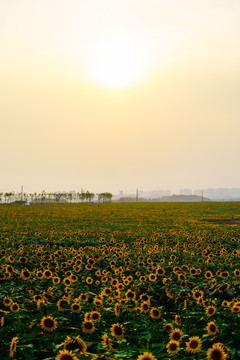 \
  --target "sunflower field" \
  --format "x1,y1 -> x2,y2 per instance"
0,202 -> 240,360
